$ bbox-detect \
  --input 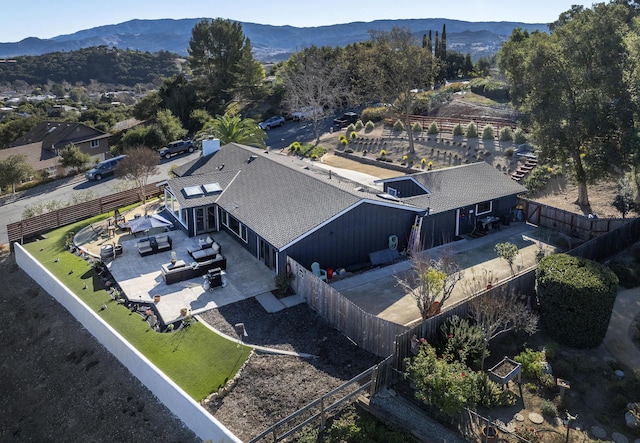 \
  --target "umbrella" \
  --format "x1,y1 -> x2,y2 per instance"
126,213 -> 173,234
